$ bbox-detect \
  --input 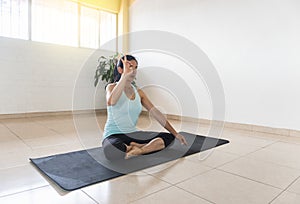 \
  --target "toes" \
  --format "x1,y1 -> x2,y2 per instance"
125,152 -> 138,159
125,144 -> 133,153
126,146 -> 142,157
